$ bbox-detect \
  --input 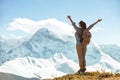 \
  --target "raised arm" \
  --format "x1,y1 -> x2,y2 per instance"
67,16 -> 74,24
67,16 -> 79,31
87,19 -> 102,30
